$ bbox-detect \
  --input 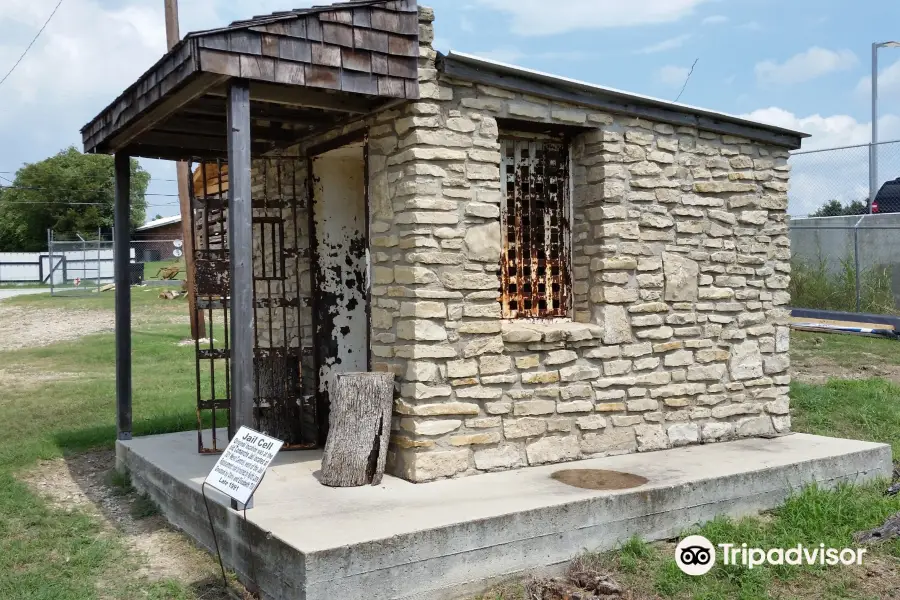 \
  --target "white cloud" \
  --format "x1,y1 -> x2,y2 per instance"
755,47 -> 857,85
740,21 -> 762,31
460,15 -> 474,33
470,47 -> 526,64
657,65 -> 690,86
467,48 -> 589,64
0,0 -> 316,219
701,15 -> 728,25
473,0 -> 710,35
855,57 -> 900,100
742,107 -> 900,215
636,34 -> 691,55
